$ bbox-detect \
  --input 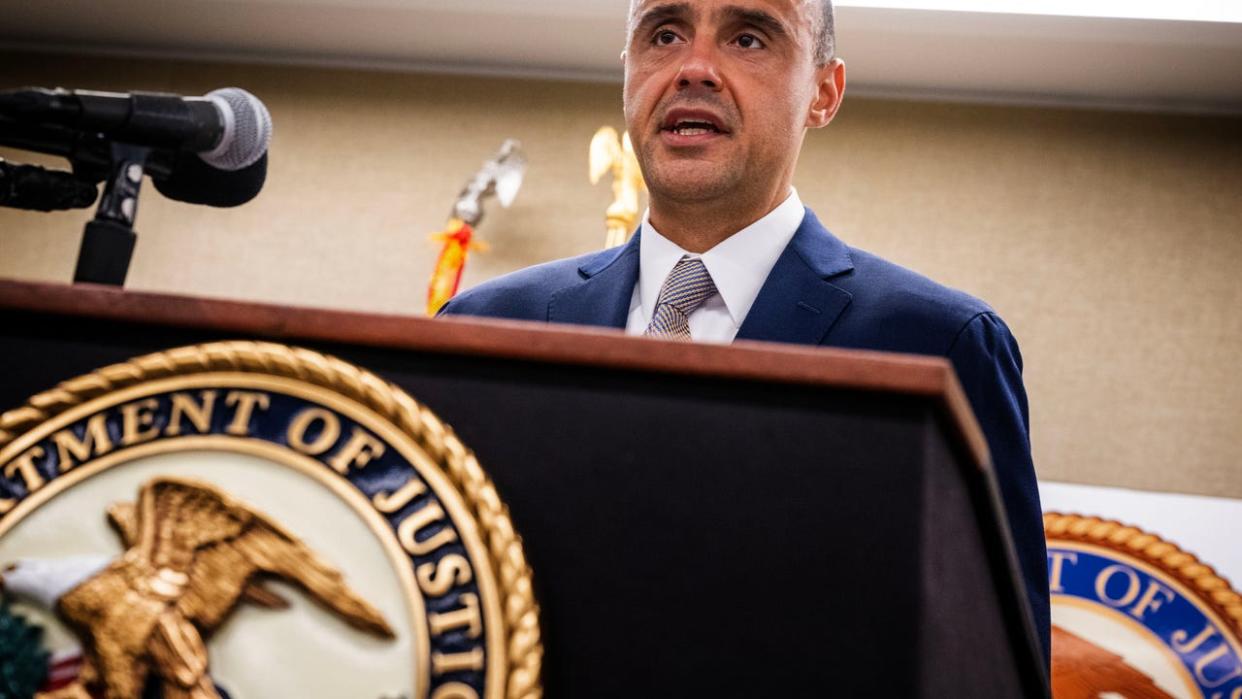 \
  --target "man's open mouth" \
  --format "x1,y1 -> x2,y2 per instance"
665,120 -> 721,136
660,110 -> 729,137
